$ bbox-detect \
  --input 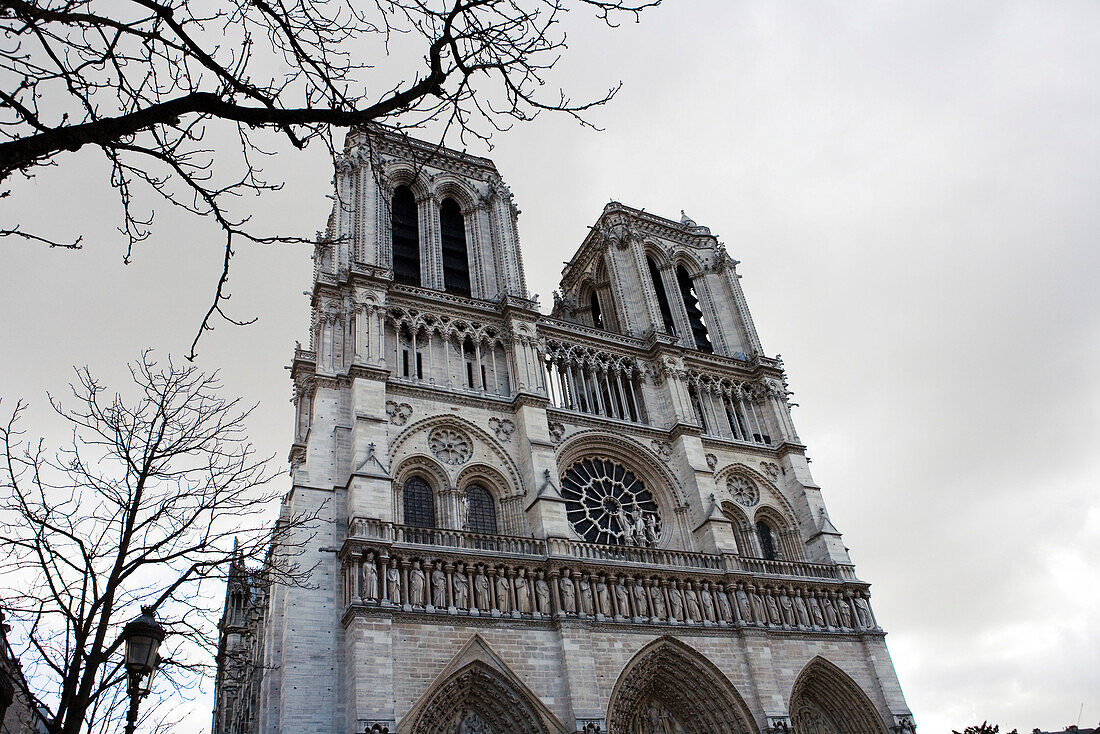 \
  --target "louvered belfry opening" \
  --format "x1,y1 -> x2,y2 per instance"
676,265 -> 712,353
441,197 -> 471,297
391,185 -> 420,286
